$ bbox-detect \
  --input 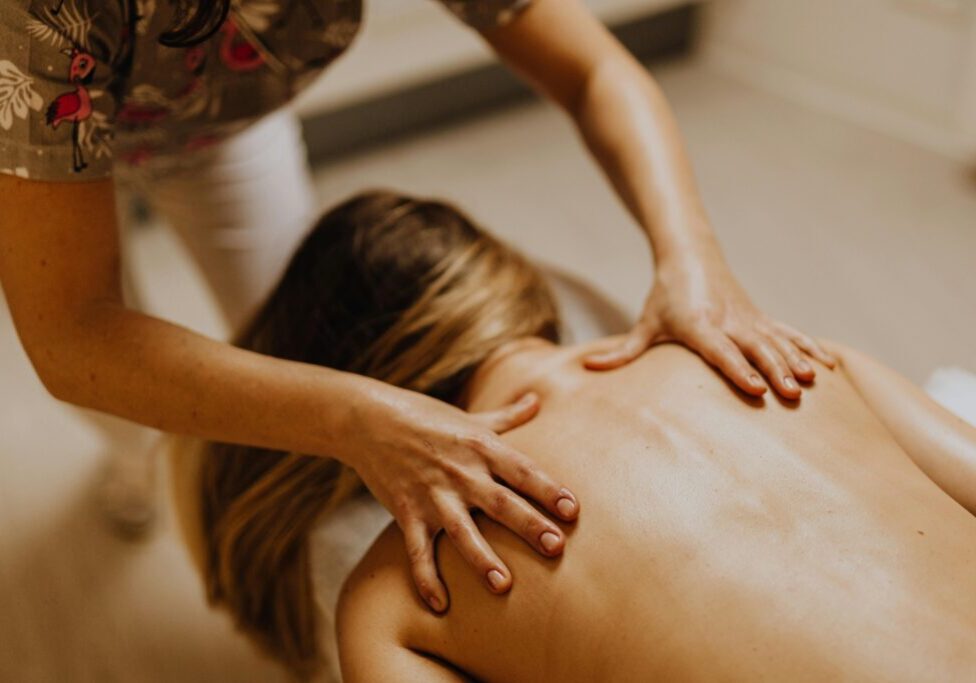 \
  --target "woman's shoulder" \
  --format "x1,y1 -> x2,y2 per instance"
336,523 -> 420,653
